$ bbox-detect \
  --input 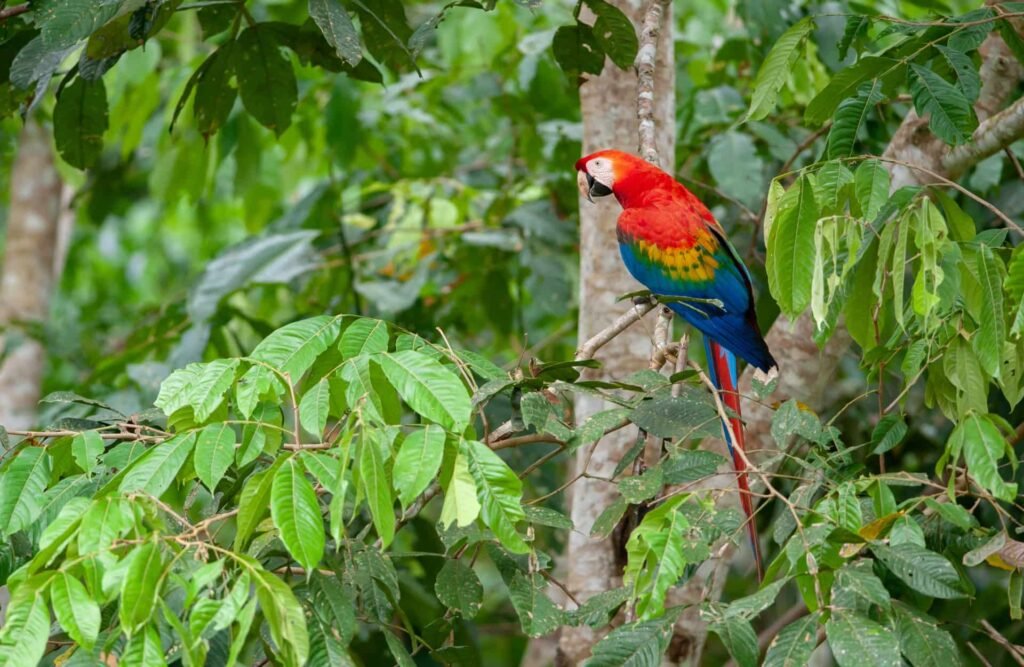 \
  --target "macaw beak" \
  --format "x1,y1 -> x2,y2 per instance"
577,170 -> 612,203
